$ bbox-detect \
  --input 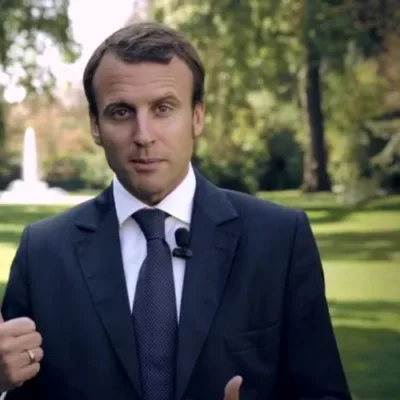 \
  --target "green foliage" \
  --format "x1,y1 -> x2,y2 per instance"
0,148 -> 20,190
154,0 -> 306,192
153,0 -> 399,193
45,152 -> 113,191
325,58 -> 389,186
0,0 -> 80,91
0,0 -> 80,145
